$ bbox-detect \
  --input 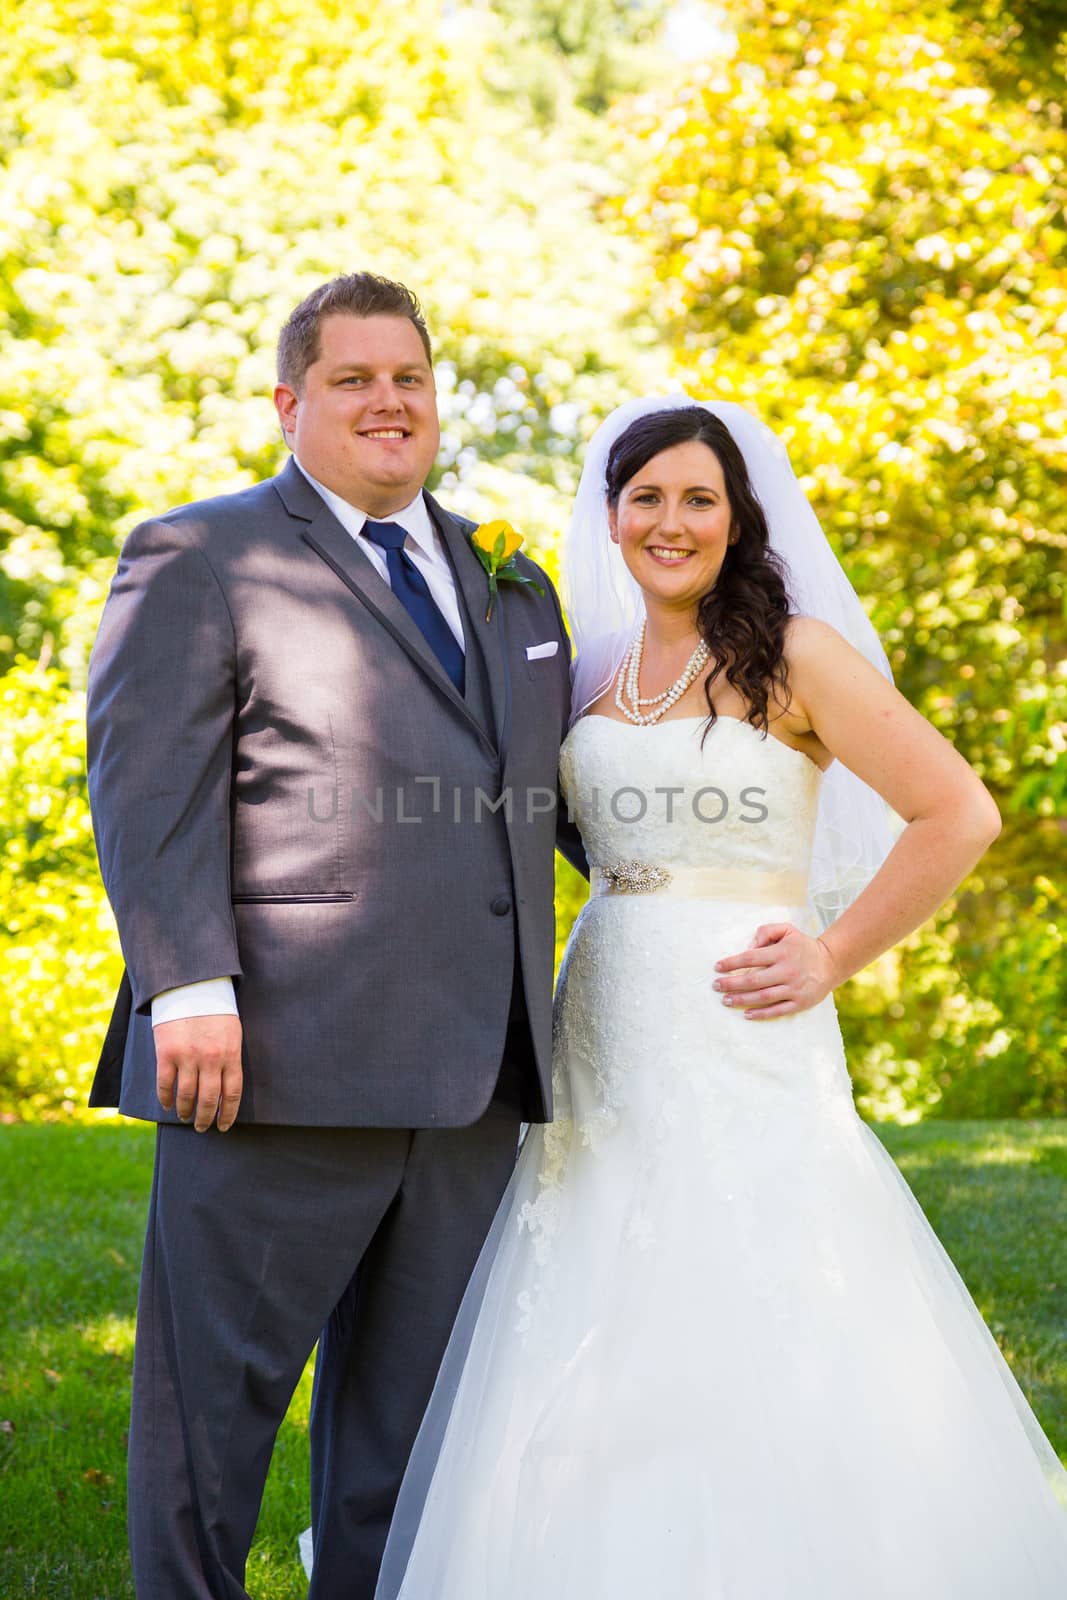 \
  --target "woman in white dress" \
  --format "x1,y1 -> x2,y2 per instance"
352,398 -> 1067,1597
